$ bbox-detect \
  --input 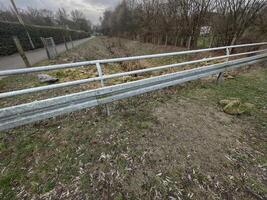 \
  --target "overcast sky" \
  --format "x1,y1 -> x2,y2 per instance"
0,0 -> 121,24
